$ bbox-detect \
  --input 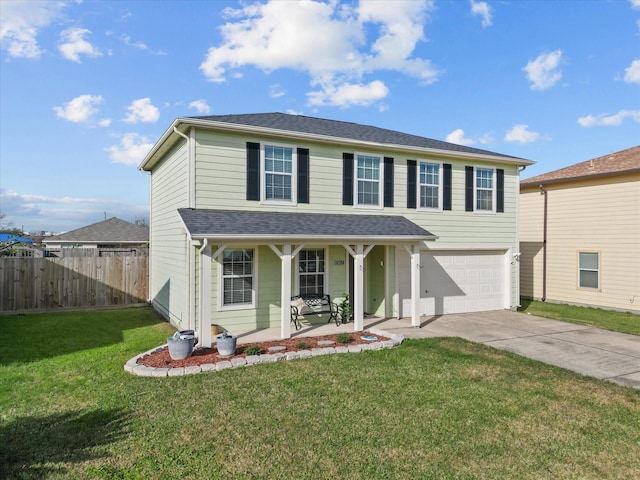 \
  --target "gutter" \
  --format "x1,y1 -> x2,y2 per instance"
539,185 -> 548,302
